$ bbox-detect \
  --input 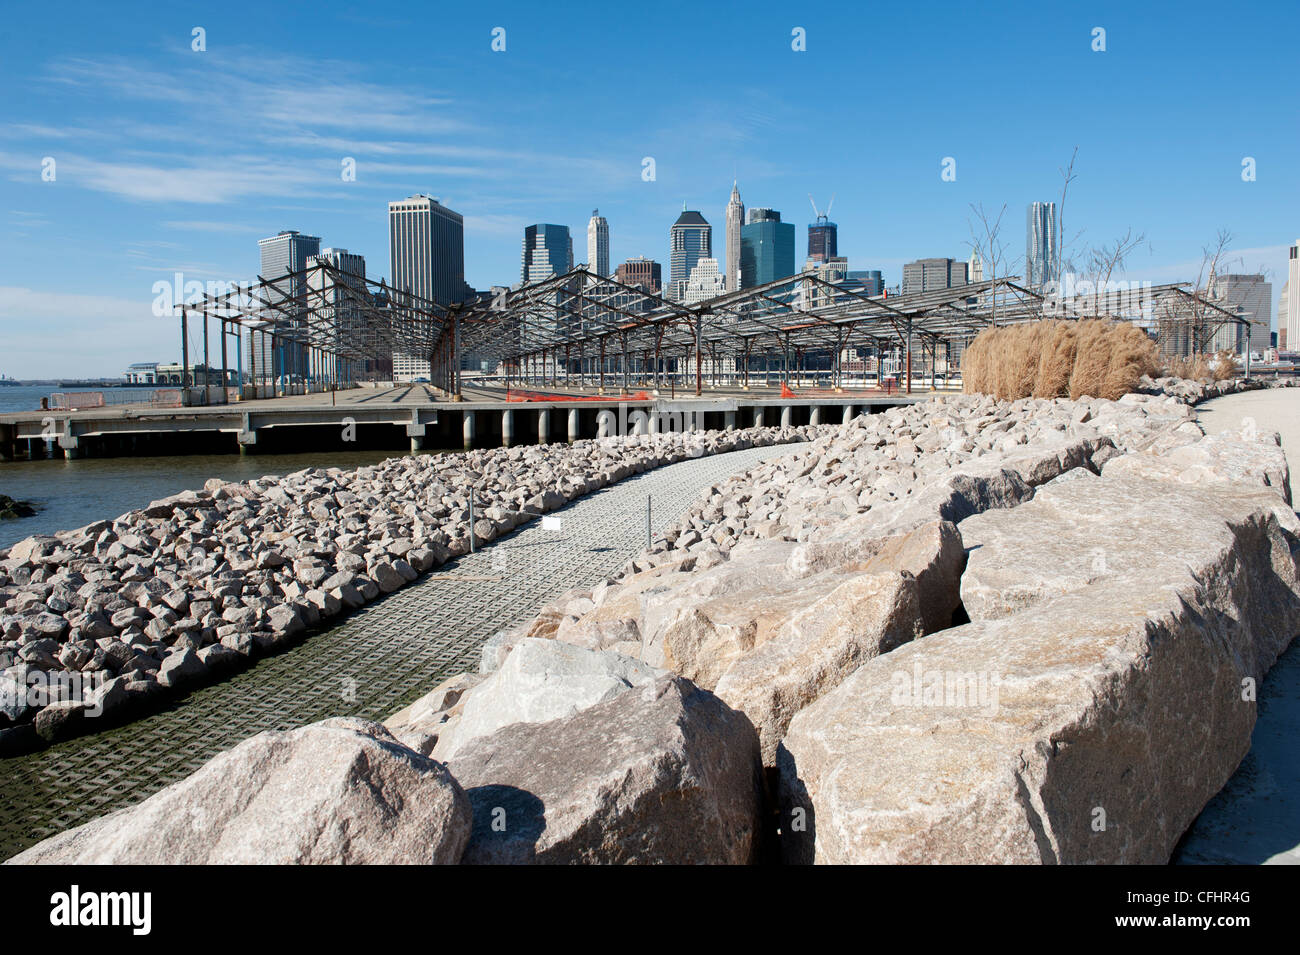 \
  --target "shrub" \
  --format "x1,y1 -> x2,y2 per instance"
962,319 -> 1160,401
